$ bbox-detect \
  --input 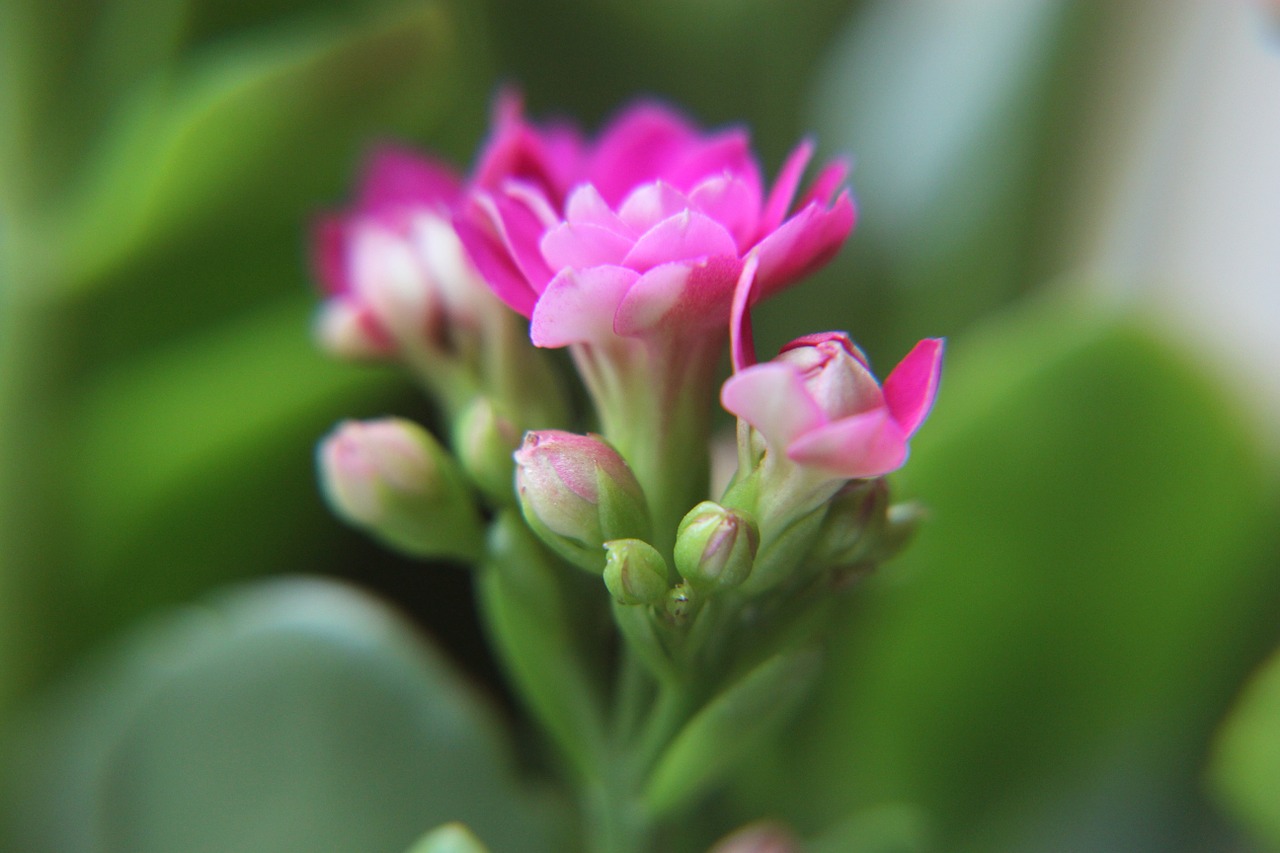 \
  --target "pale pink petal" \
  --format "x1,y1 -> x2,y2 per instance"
758,139 -> 813,237
618,182 -> 692,233
883,338 -> 944,437
729,254 -> 760,372
565,184 -> 634,237
796,158 -> 851,209
530,266 -> 640,347
357,145 -> 461,212
614,256 -> 743,337
721,363 -> 828,450
751,193 -> 856,298
541,221 -> 634,270
689,174 -> 760,250
787,408 -> 909,479
781,332 -> 870,368
622,211 -> 740,273
589,102 -> 699,204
